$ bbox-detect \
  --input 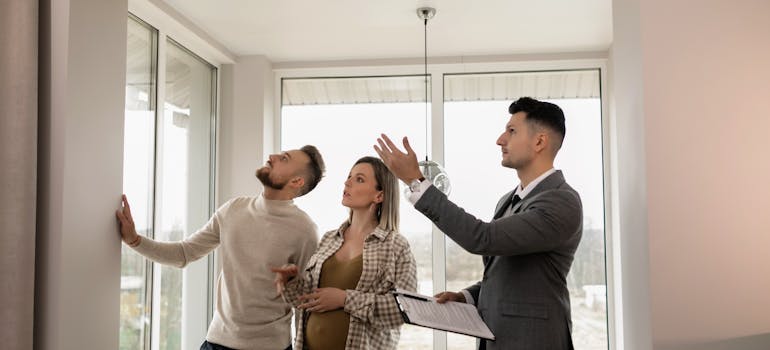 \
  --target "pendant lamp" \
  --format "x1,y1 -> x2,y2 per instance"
415,7 -> 451,195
